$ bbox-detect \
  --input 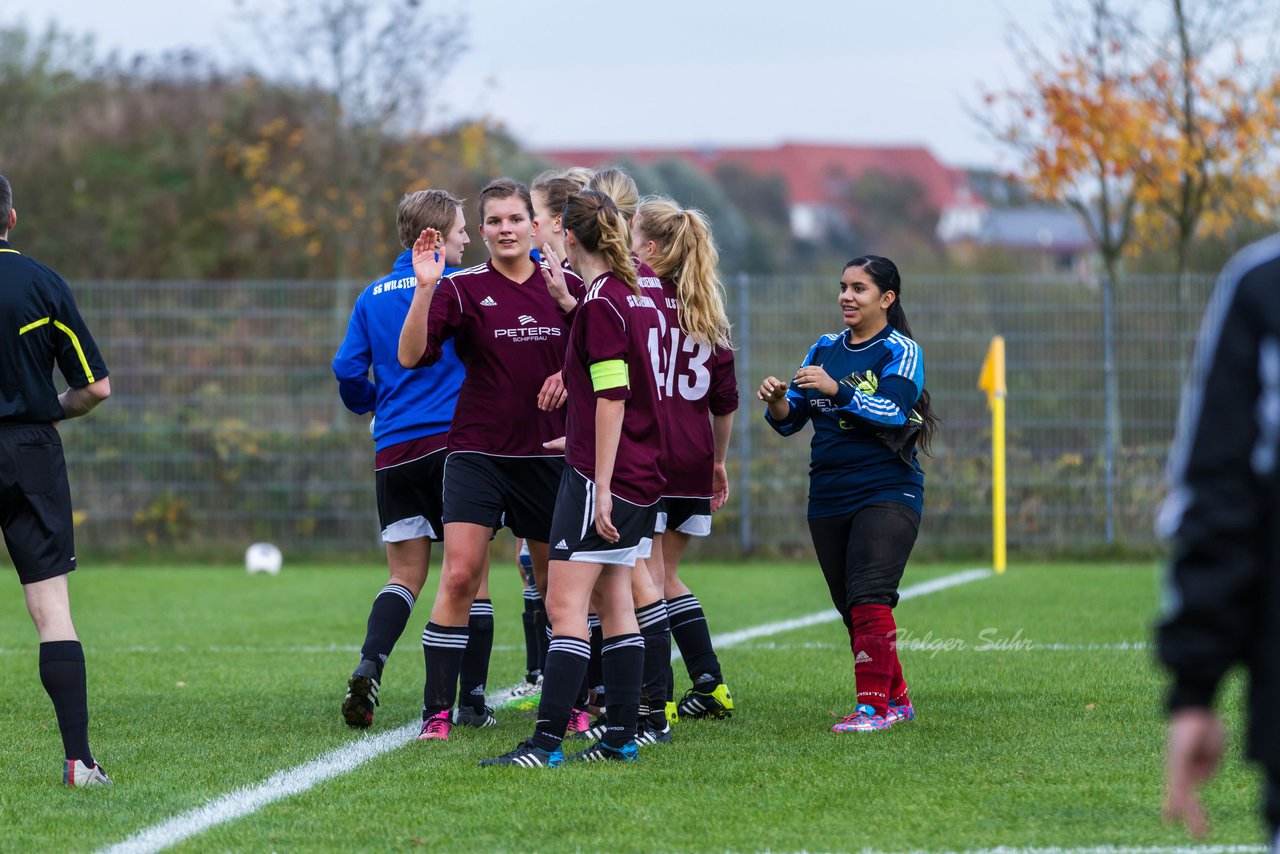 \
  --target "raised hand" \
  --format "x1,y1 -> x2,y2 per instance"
792,365 -> 838,397
756,376 -> 789,403
411,228 -> 446,288
538,243 -> 577,312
